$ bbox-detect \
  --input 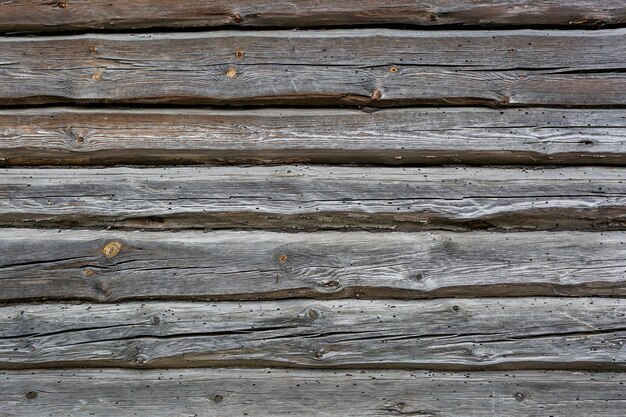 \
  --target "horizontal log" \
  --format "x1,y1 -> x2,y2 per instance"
1,107 -> 625,166
2,369 -> 626,417
2,298 -> 626,369
1,229 -> 625,302
0,30 -> 625,106
1,1 -> 625,33
0,166 -> 624,231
